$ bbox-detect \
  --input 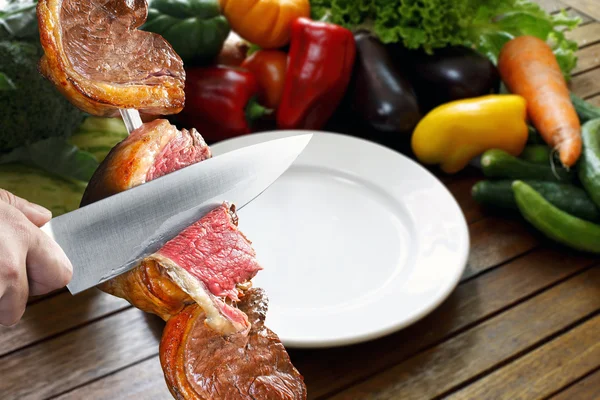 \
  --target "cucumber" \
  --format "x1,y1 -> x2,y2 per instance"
578,118 -> 600,208
527,125 -> 545,145
481,149 -> 575,183
472,180 -> 600,222
519,145 -> 551,165
570,93 -> 600,123
0,164 -> 86,216
513,181 -> 600,253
